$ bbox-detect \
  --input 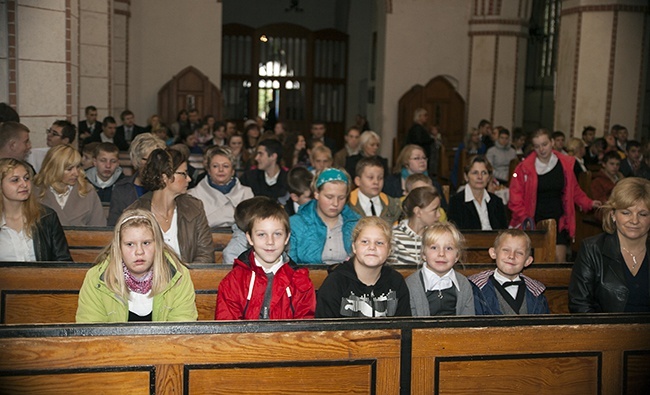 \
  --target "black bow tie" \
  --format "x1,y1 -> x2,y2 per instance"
502,280 -> 524,288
